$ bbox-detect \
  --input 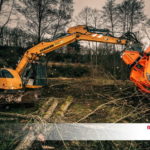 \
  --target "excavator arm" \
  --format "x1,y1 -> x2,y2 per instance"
0,25 -> 144,92
68,25 -> 127,45
16,25 -> 128,75
16,34 -> 77,74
